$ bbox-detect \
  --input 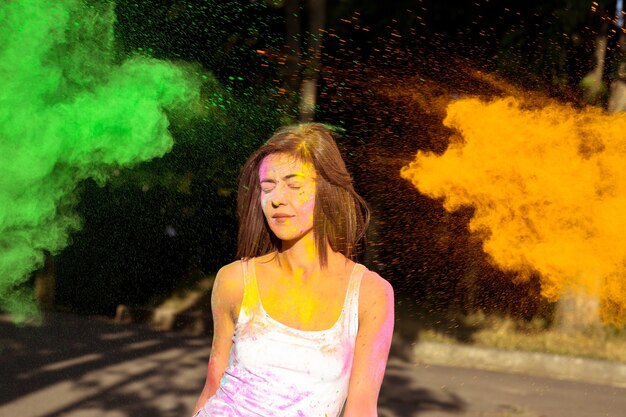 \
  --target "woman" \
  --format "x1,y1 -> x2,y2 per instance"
192,123 -> 394,417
